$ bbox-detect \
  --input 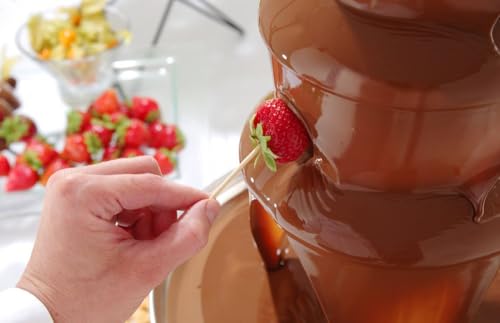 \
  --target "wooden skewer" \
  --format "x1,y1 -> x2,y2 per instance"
209,146 -> 260,199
